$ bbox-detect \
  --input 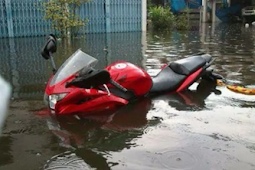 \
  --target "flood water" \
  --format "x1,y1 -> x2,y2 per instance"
0,23 -> 255,170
